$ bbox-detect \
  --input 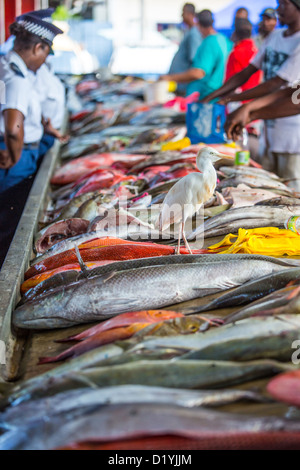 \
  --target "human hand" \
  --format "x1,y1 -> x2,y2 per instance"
225,105 -> 251,141
159,75 -> 171,81
0,150 -> 14,169
43,118 -> 69,143
57,133 -> 70,144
